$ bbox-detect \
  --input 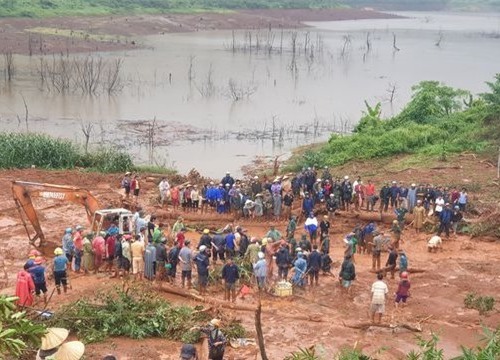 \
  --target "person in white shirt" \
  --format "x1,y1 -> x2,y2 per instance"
427,235 -> 442,252
371,273 -> 388,323
434,196 -> 445,217
159,178 -> 170,207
